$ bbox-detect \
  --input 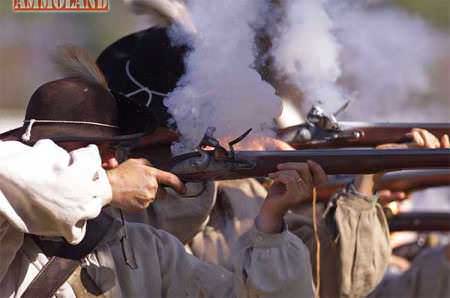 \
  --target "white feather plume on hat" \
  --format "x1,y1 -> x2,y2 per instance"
53,45 -> 108,89
124,0 -> 196,33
